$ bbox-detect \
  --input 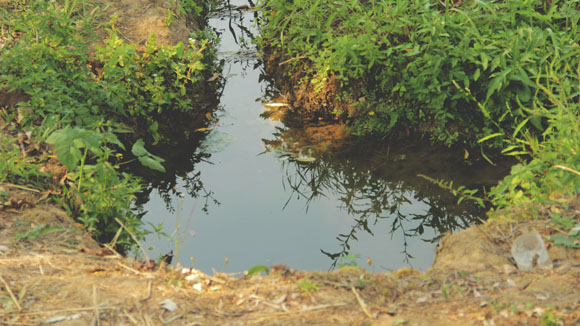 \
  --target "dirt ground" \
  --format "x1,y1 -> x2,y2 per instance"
1,1 -> 580,325
1,198 -> 579,325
